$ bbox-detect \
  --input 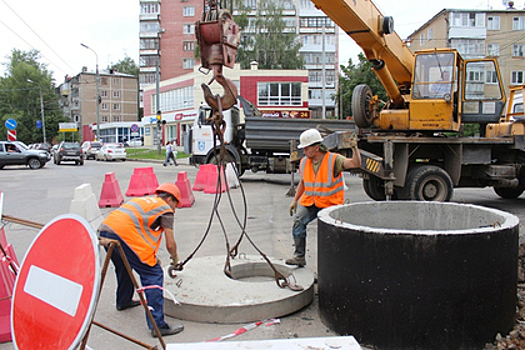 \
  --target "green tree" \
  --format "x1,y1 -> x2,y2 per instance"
338,52 -> 387,119
234,0 -> 303,69
109,55 -> 139,76
0,49 -> 67,144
